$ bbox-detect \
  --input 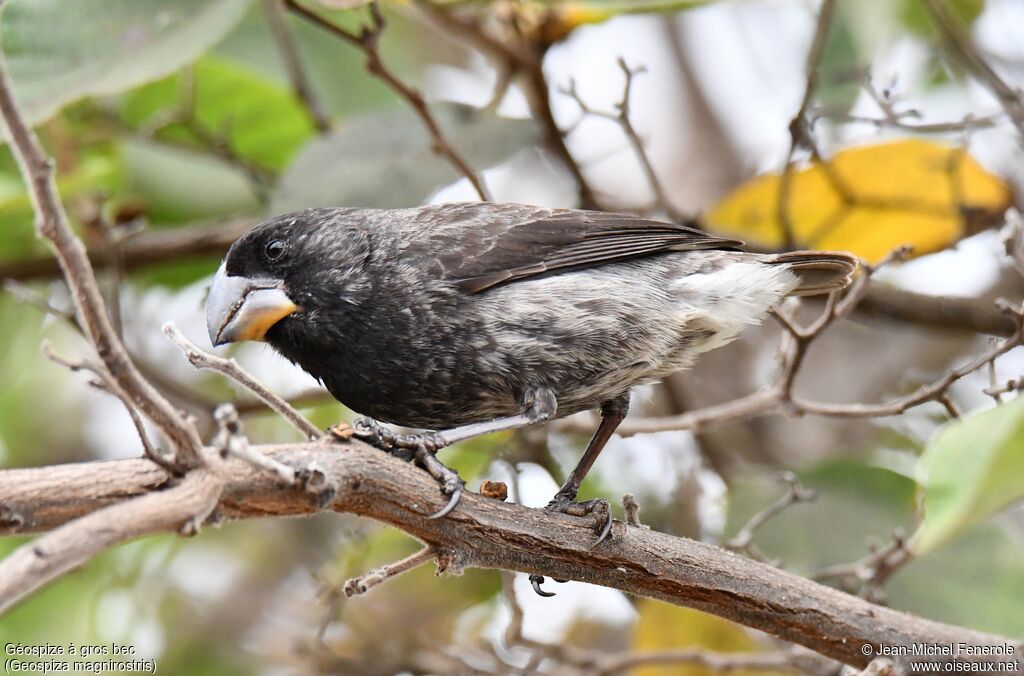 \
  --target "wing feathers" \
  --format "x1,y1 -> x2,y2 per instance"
441,206 -> 742,294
